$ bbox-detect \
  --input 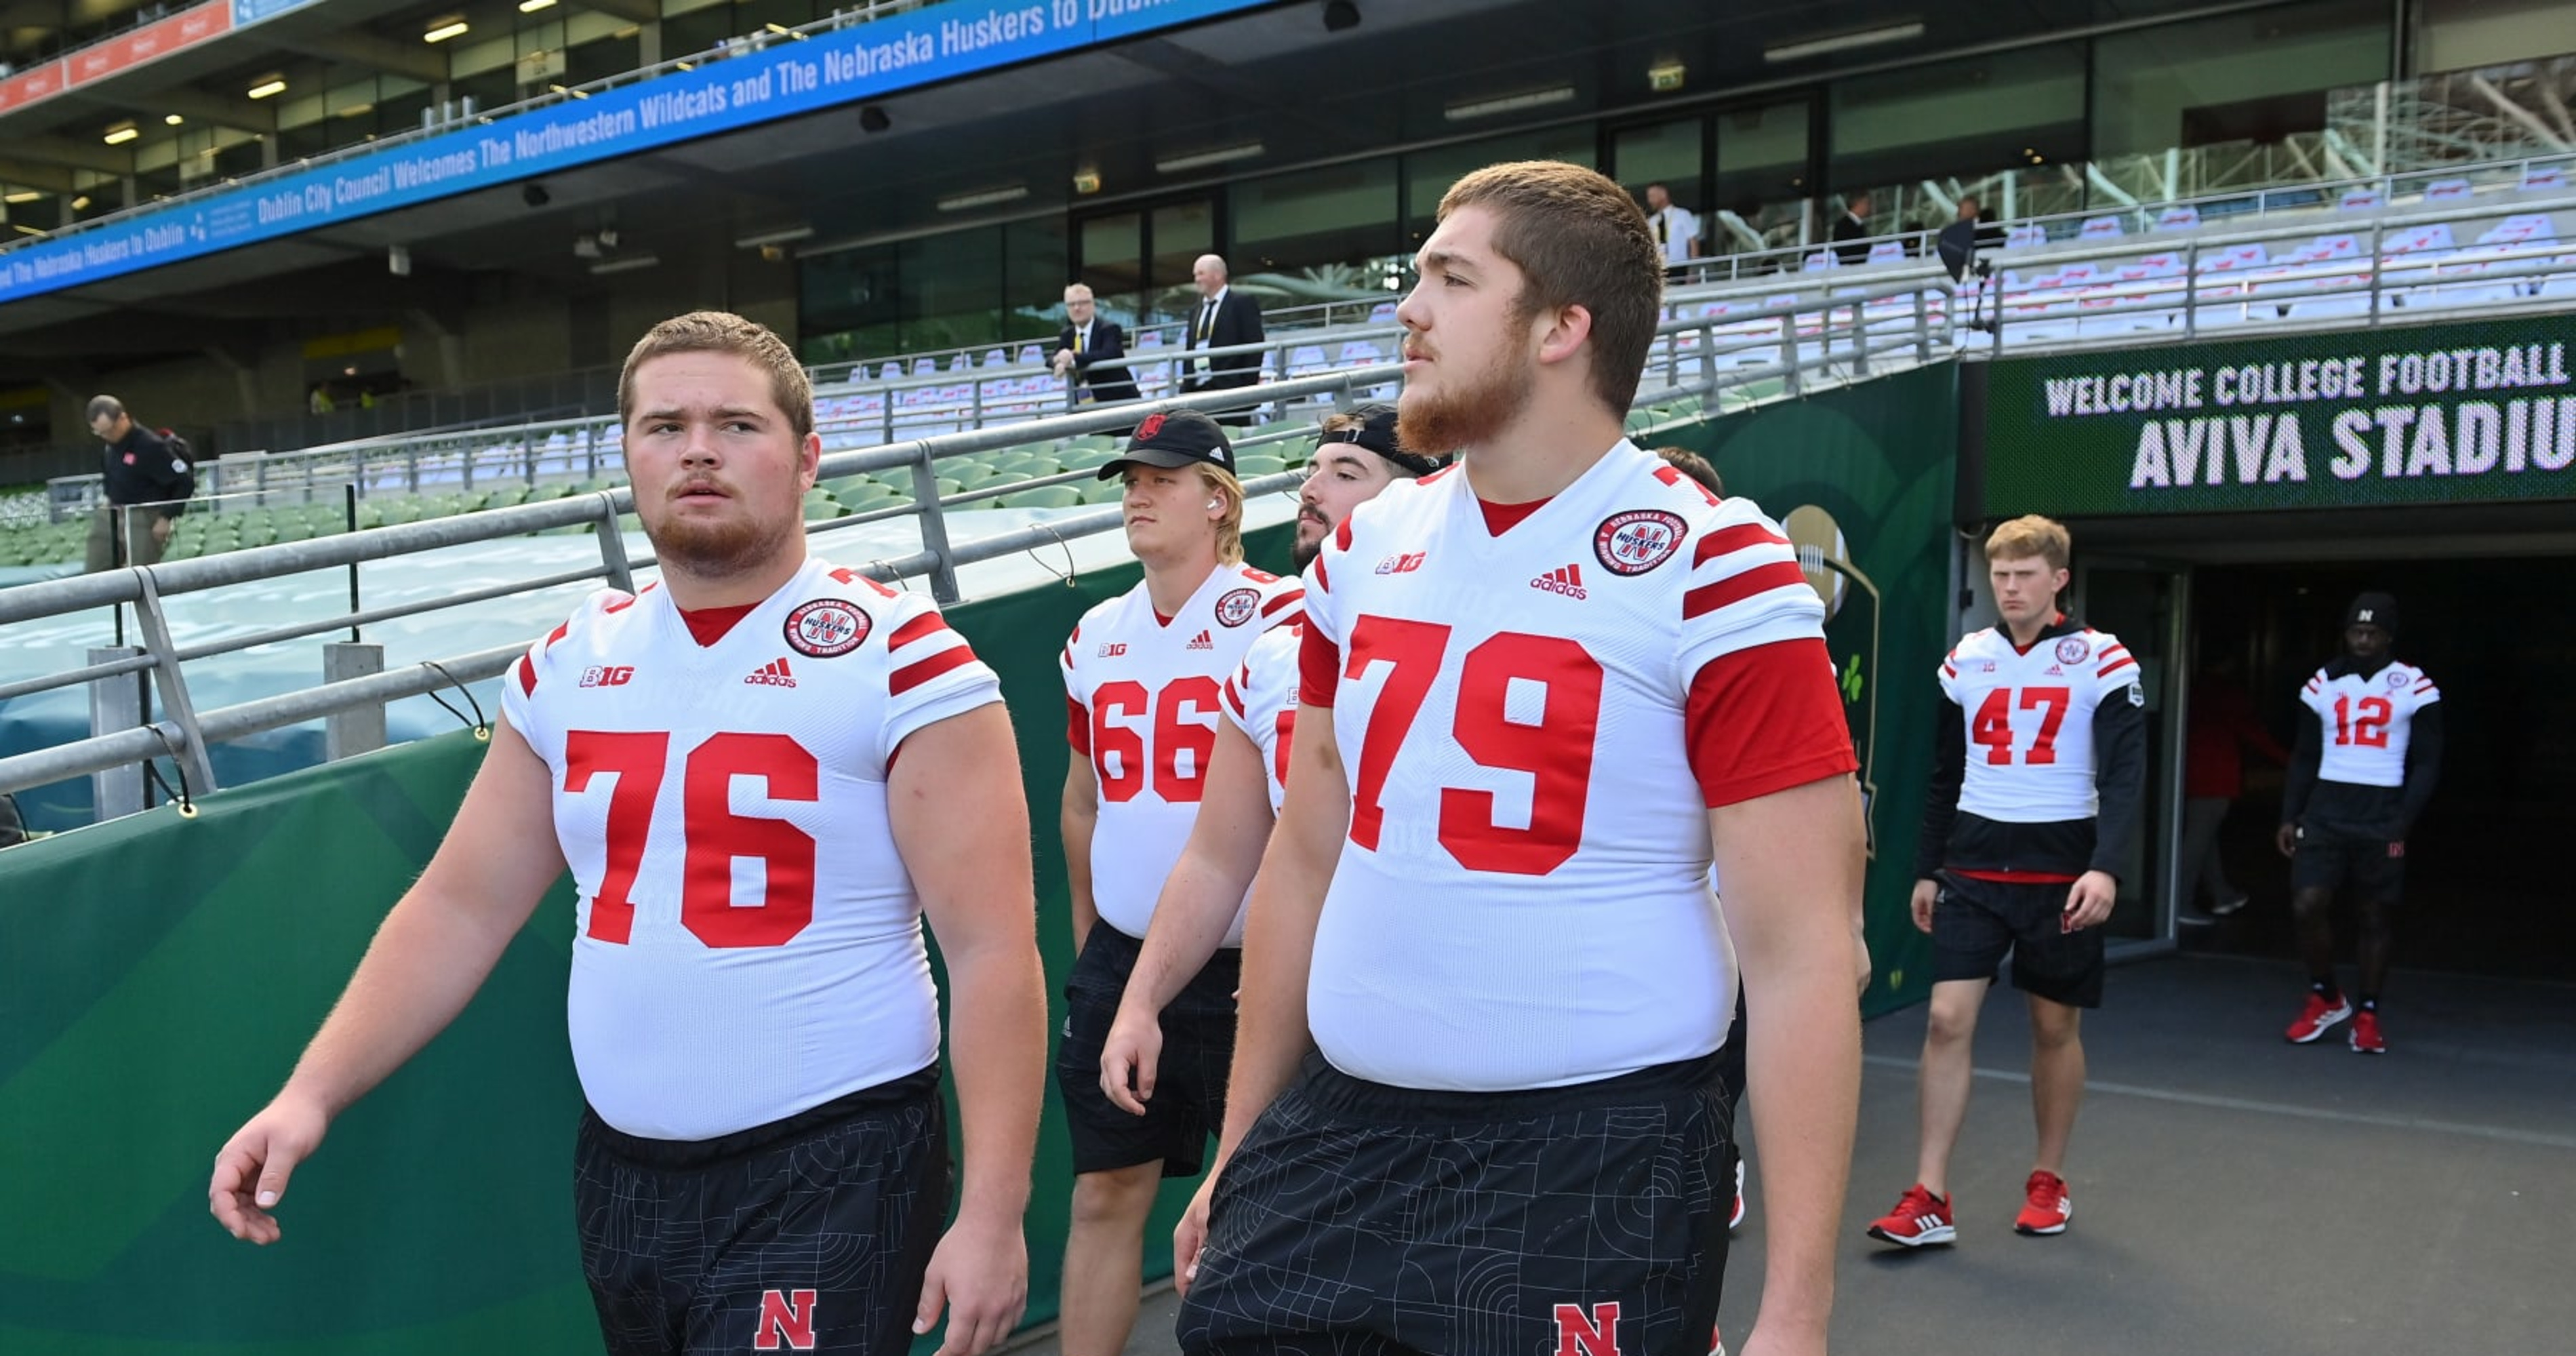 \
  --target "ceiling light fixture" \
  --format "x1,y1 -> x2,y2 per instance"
518,0 -> 557,11
247,75 -> 287,99
735,224 -> 815,249
1763,21 -> 1925,64
70,195 -> 90,210
103,121 -> 140,145
590,254 -> 661,275
1648,59 -> 1686,92
164,112 -> 184,125
424,17 -> 470,43
937,184 -> 1029,212
1443,85 -> 1574,121
1154,141 -> 1264,173
3,190 -> 41,203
